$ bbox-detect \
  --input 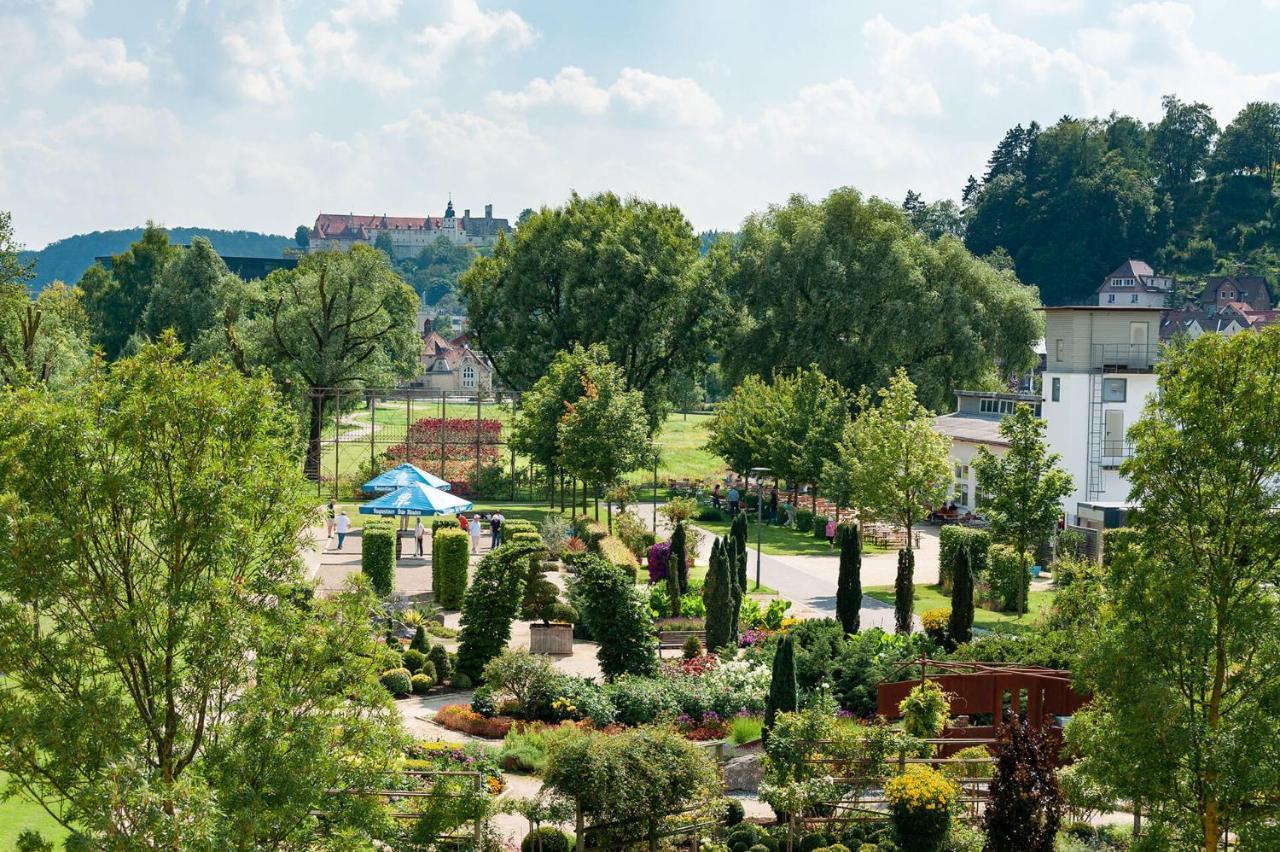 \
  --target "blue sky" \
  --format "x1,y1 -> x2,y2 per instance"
4,0 -> 1280,249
